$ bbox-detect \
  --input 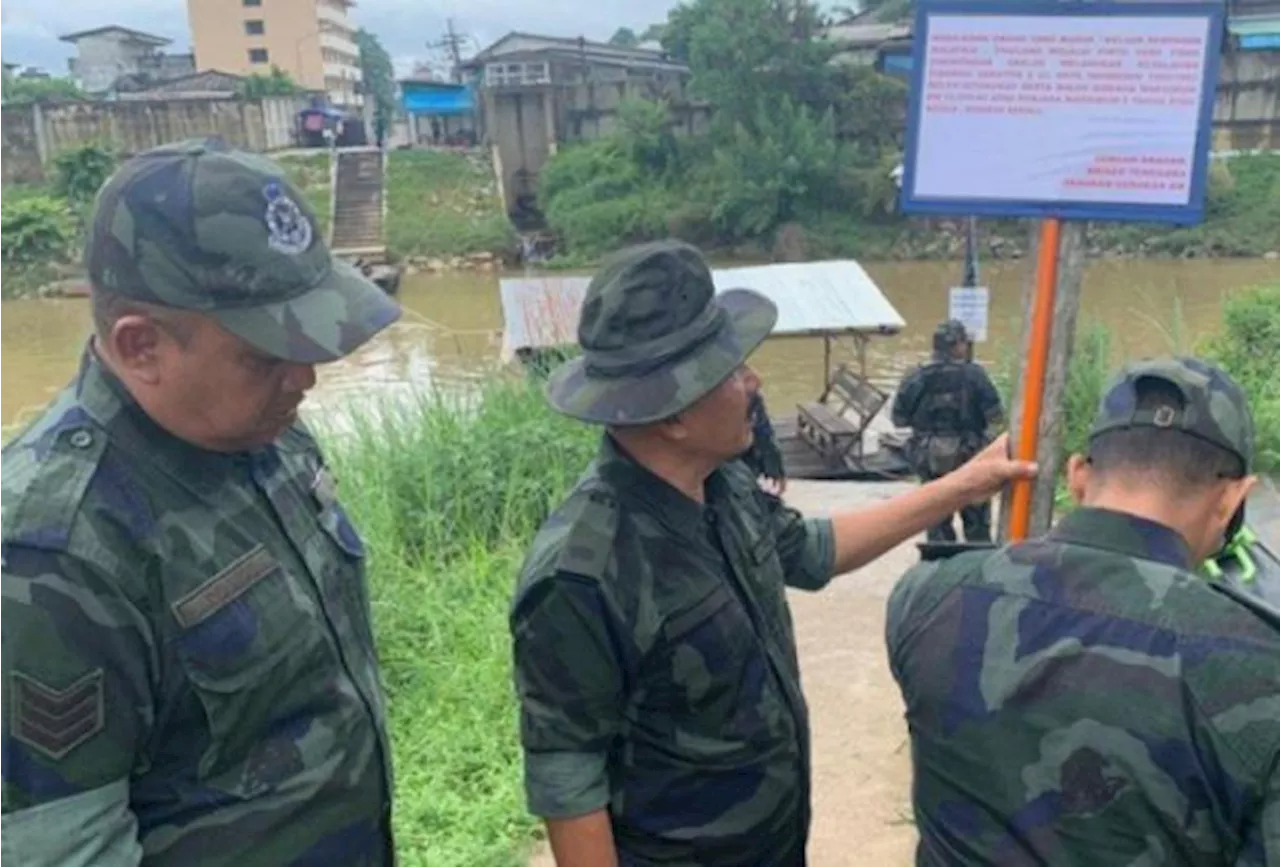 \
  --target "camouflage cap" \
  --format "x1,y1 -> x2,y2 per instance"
1089,356 -> 1254,473
546,239 -> 777,425
933,318 -> 970,353
85,137 -> 401,363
